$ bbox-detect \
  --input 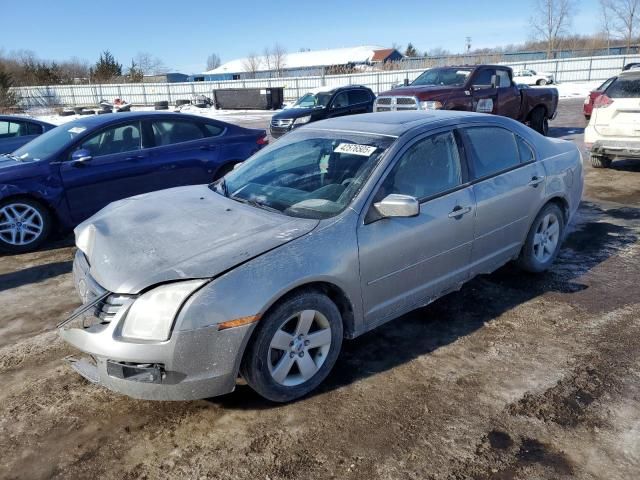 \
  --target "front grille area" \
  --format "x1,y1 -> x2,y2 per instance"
95,294 -> 130,324
374,96 -> 419,112
270,118 -> 294,128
